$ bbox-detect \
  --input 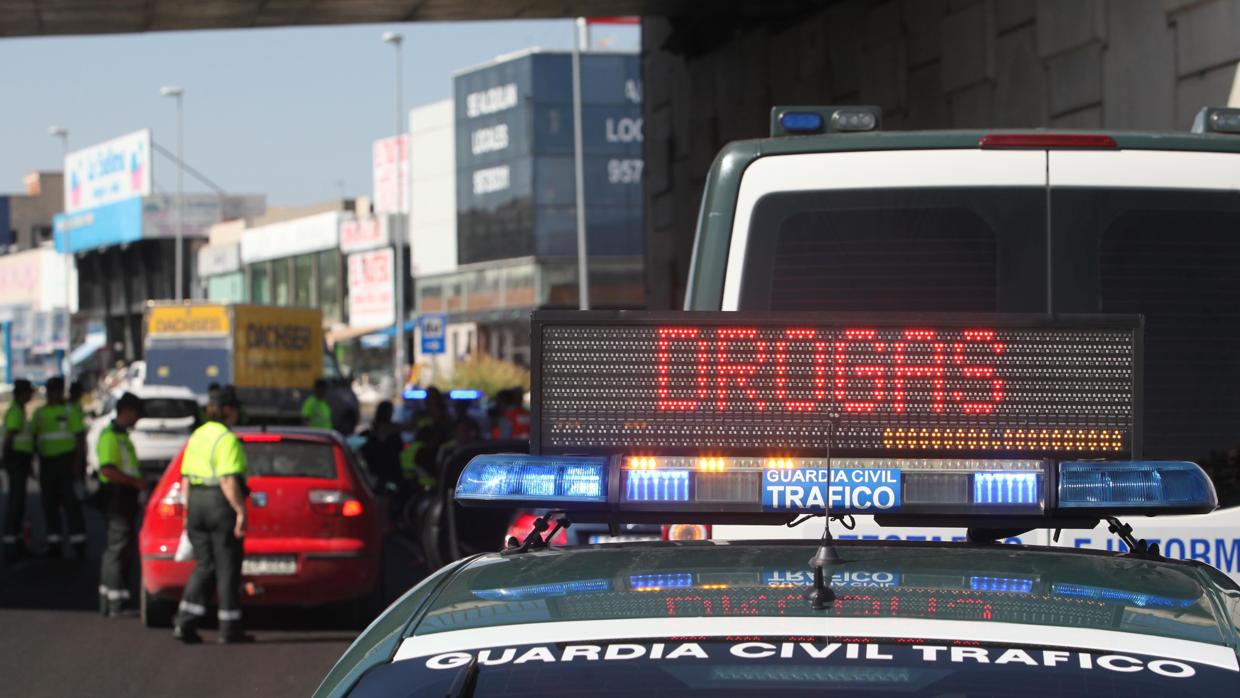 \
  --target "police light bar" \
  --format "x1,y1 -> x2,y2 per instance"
770,106 -> 881,136
455,455 -> 1217,523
